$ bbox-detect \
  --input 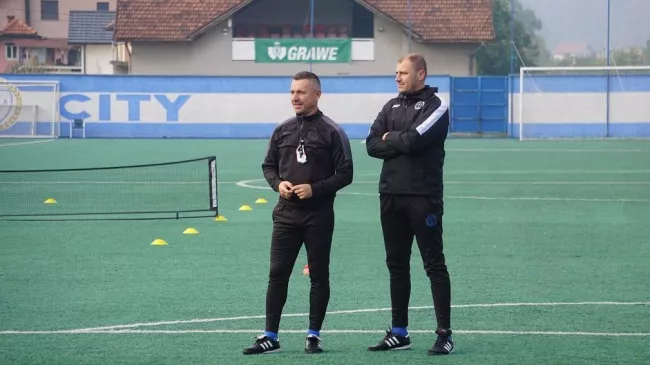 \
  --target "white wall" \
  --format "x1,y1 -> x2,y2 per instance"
84,45 -> 114,75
